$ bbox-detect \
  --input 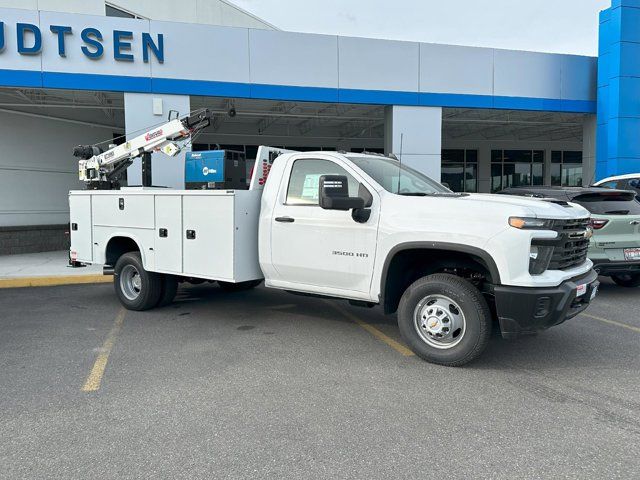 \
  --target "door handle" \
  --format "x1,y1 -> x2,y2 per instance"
275,216 -> 295,223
